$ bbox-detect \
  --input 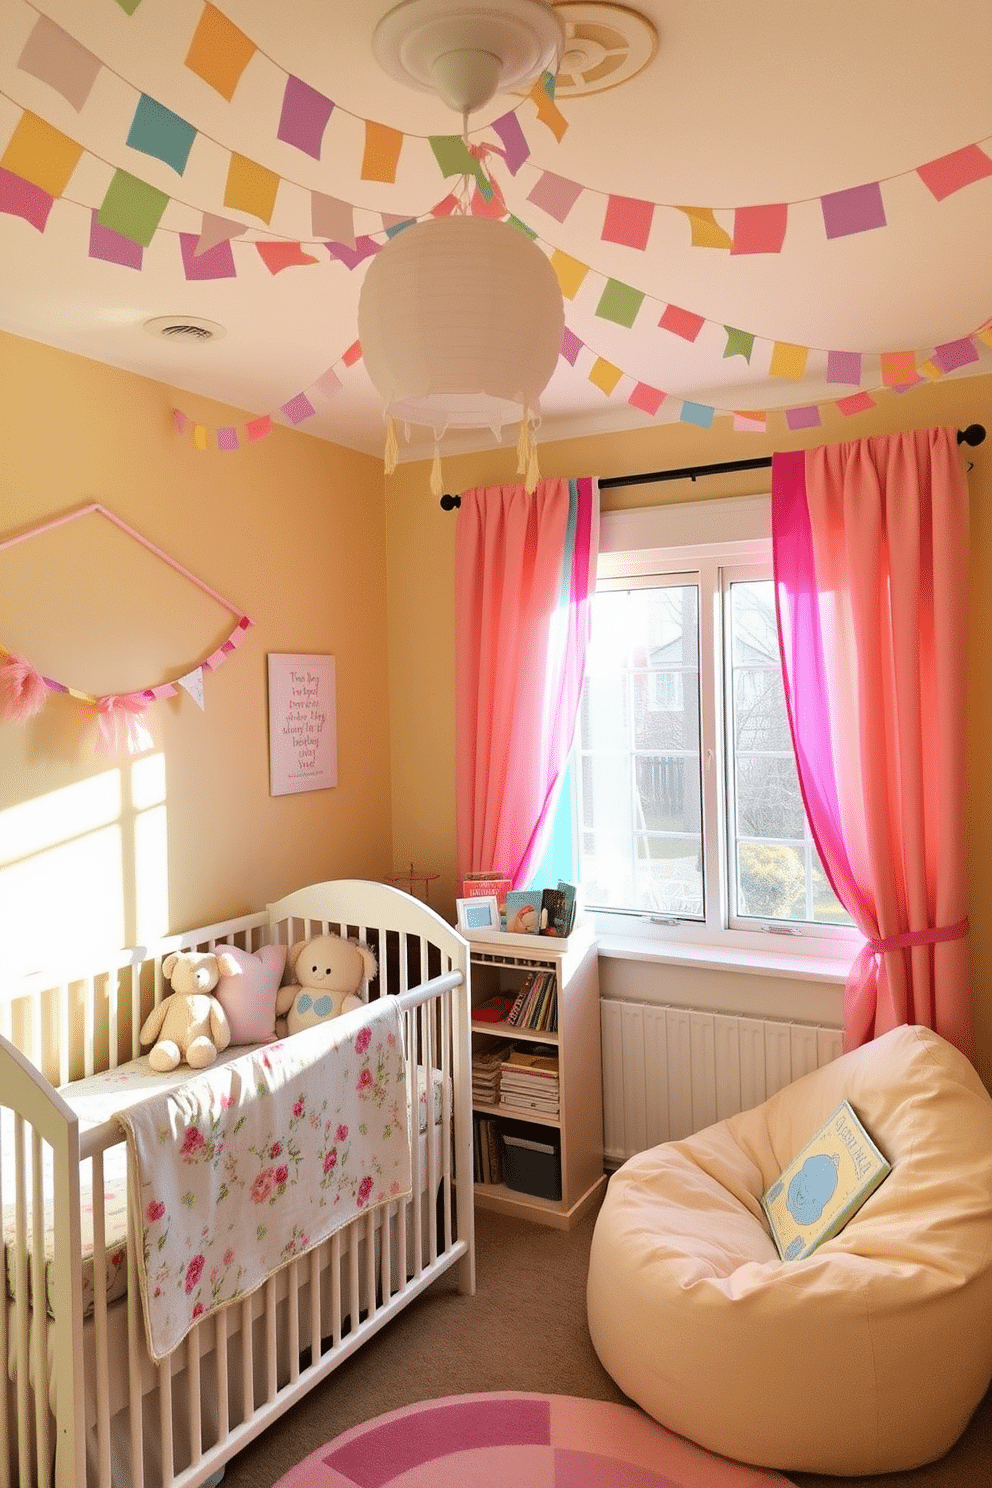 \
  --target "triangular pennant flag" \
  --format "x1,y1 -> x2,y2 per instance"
342,340 -> 362,367
0,111 -> 83,197
177,667 -> 205,708
194,212 -> 245,257
184,3 -> 256,100
362,121 -> 403,183
723,327 -> 754,361
246,415 -> 272,441
97,170 -> 168,246
193,424 -> 209,450
311,192 -> 355,246
676,206 -> 732,249
255,241 -> 319,274
550,250 -> 588,299
277,76 -> 334,160
325,236 -> 379,270
216,427 -> 239,450
224,153 -> 279,224
17,15 -> 102,111
127,95 -> 197,175
314,367 -> 343,399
